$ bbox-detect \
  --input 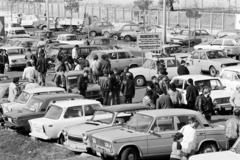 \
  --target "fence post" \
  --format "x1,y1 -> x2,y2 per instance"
157,9 -> 160,25
123,8 -> 125,22
91,5 -> 94,17
106,6 -> 109,22
221,12 -> 225,30
177,10 -> 179,25
199,13 -> 202,29
167,11 -> 169,27
57,3 -> 60,17
99,6 -> 102,21
131,8 -> 134,22
210,12 -> 213,34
